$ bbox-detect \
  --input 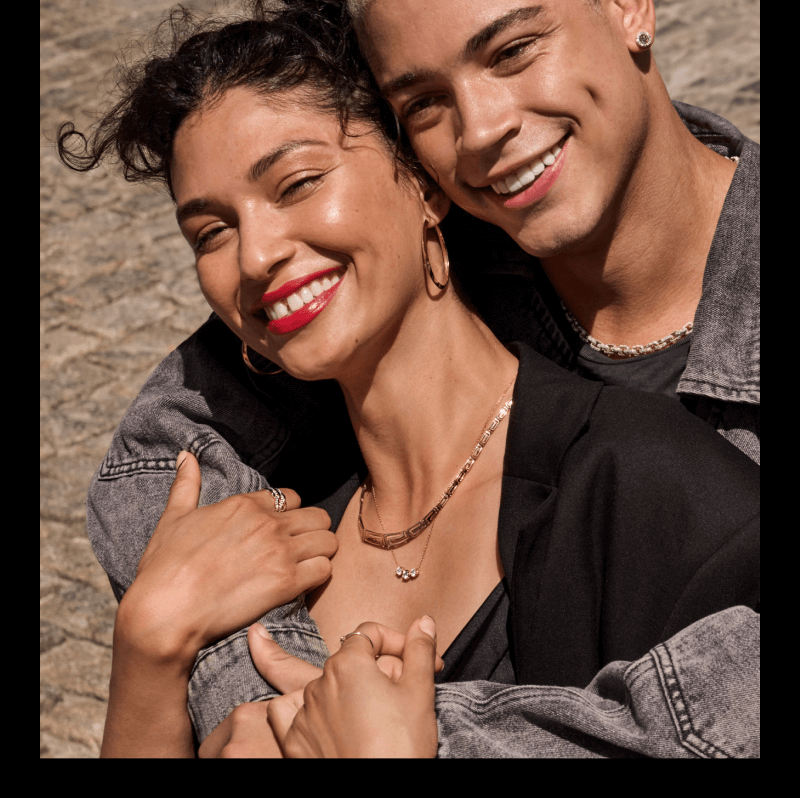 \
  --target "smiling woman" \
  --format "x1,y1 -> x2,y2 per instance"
57,0 -> 758,758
